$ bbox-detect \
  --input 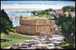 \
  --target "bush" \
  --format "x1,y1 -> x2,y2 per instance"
56,16 -> 75,48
